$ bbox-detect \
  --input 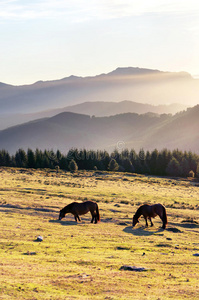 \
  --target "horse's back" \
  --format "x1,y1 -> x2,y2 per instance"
63,202 -> 77,211
74,201 -> 97,215
84,200 -> 96,205
84,200 -> 97,209
153,203 -> 165,211
139,204 -> 162,218
152,203 -> 165,216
